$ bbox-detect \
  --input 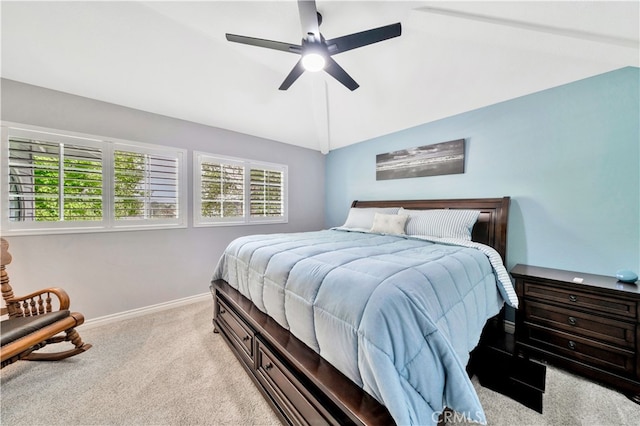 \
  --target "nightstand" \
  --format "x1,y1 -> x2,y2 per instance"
511,264 -> 640,403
